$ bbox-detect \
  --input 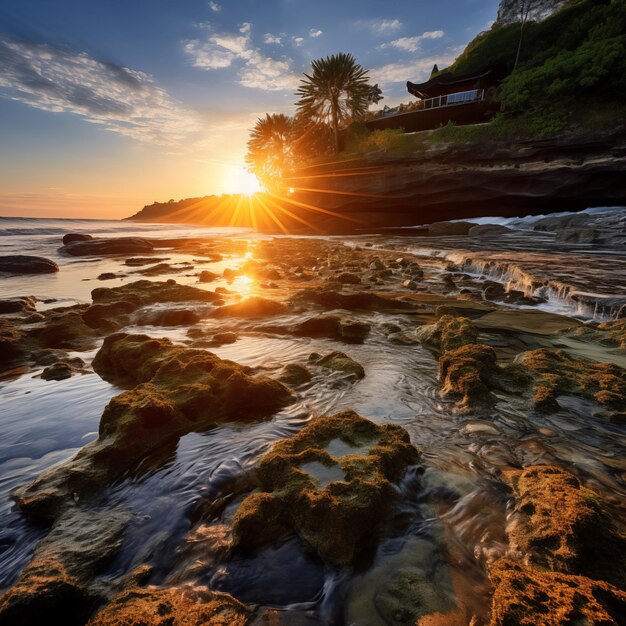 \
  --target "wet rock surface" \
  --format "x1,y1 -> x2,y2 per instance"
0,255 -> 59,274
62,237 -> 154,256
